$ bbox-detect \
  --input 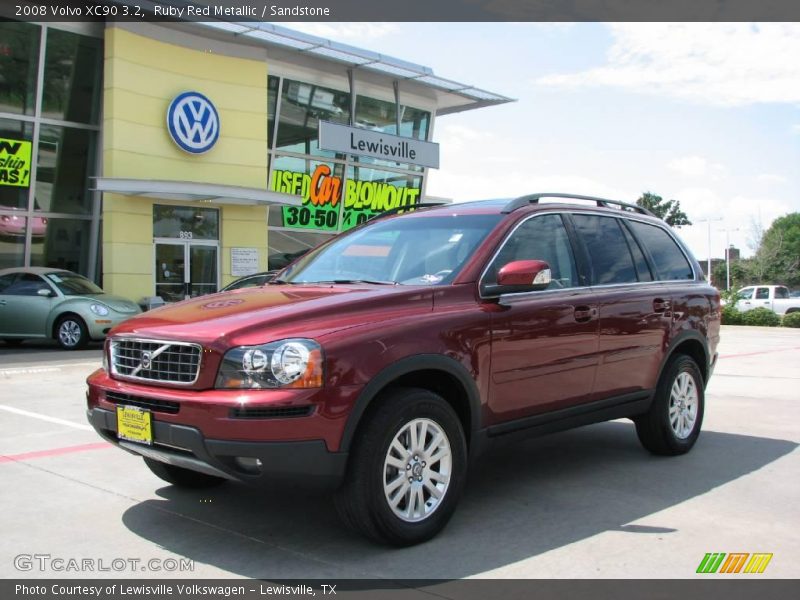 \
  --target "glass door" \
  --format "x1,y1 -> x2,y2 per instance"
155,241 -> 218,302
